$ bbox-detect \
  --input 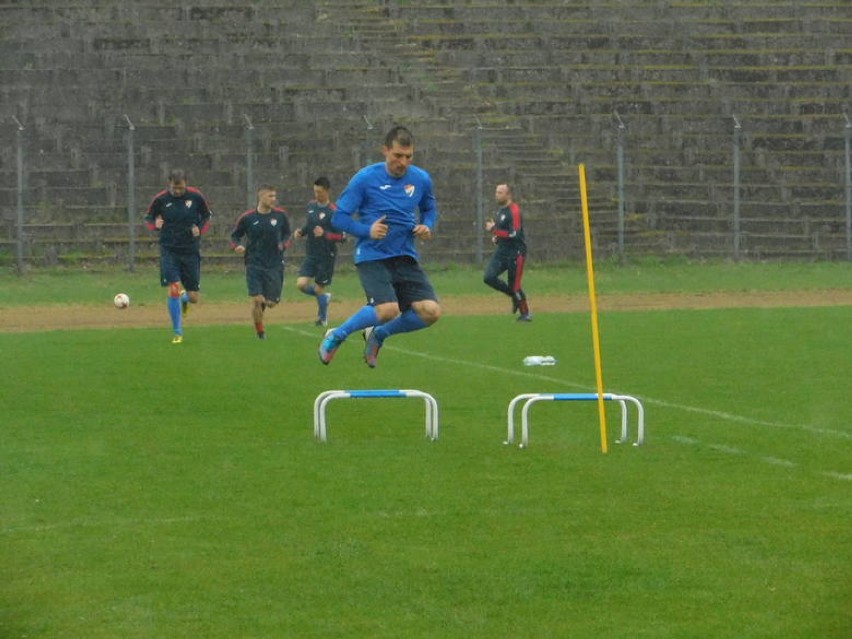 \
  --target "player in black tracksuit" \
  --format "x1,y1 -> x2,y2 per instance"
229,184 -> 291,339
484,183 -> 531,321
